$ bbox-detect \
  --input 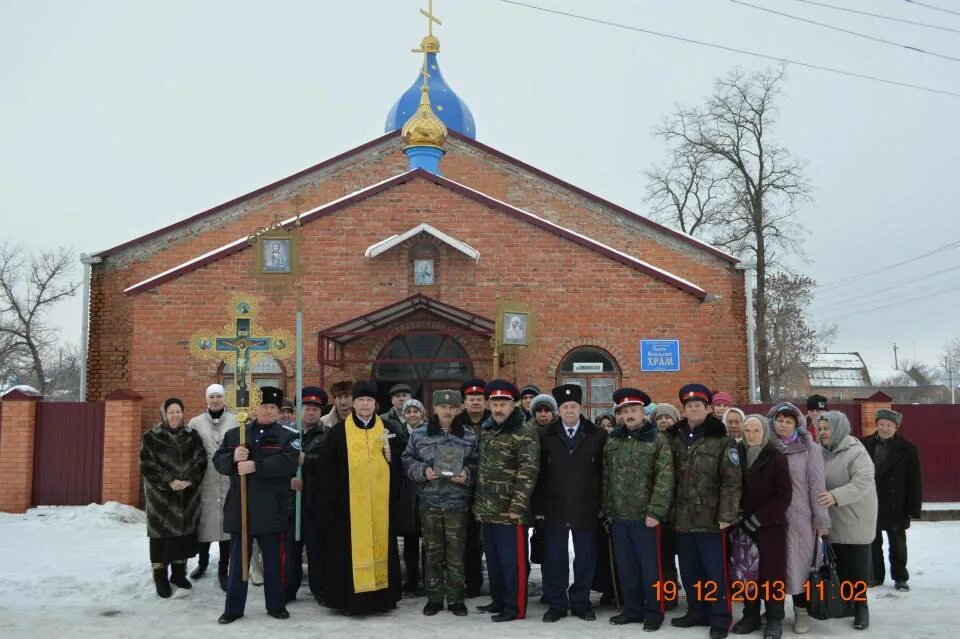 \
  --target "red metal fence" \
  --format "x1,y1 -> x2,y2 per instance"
892,404 -> 960,502
32,401 -> 105,506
